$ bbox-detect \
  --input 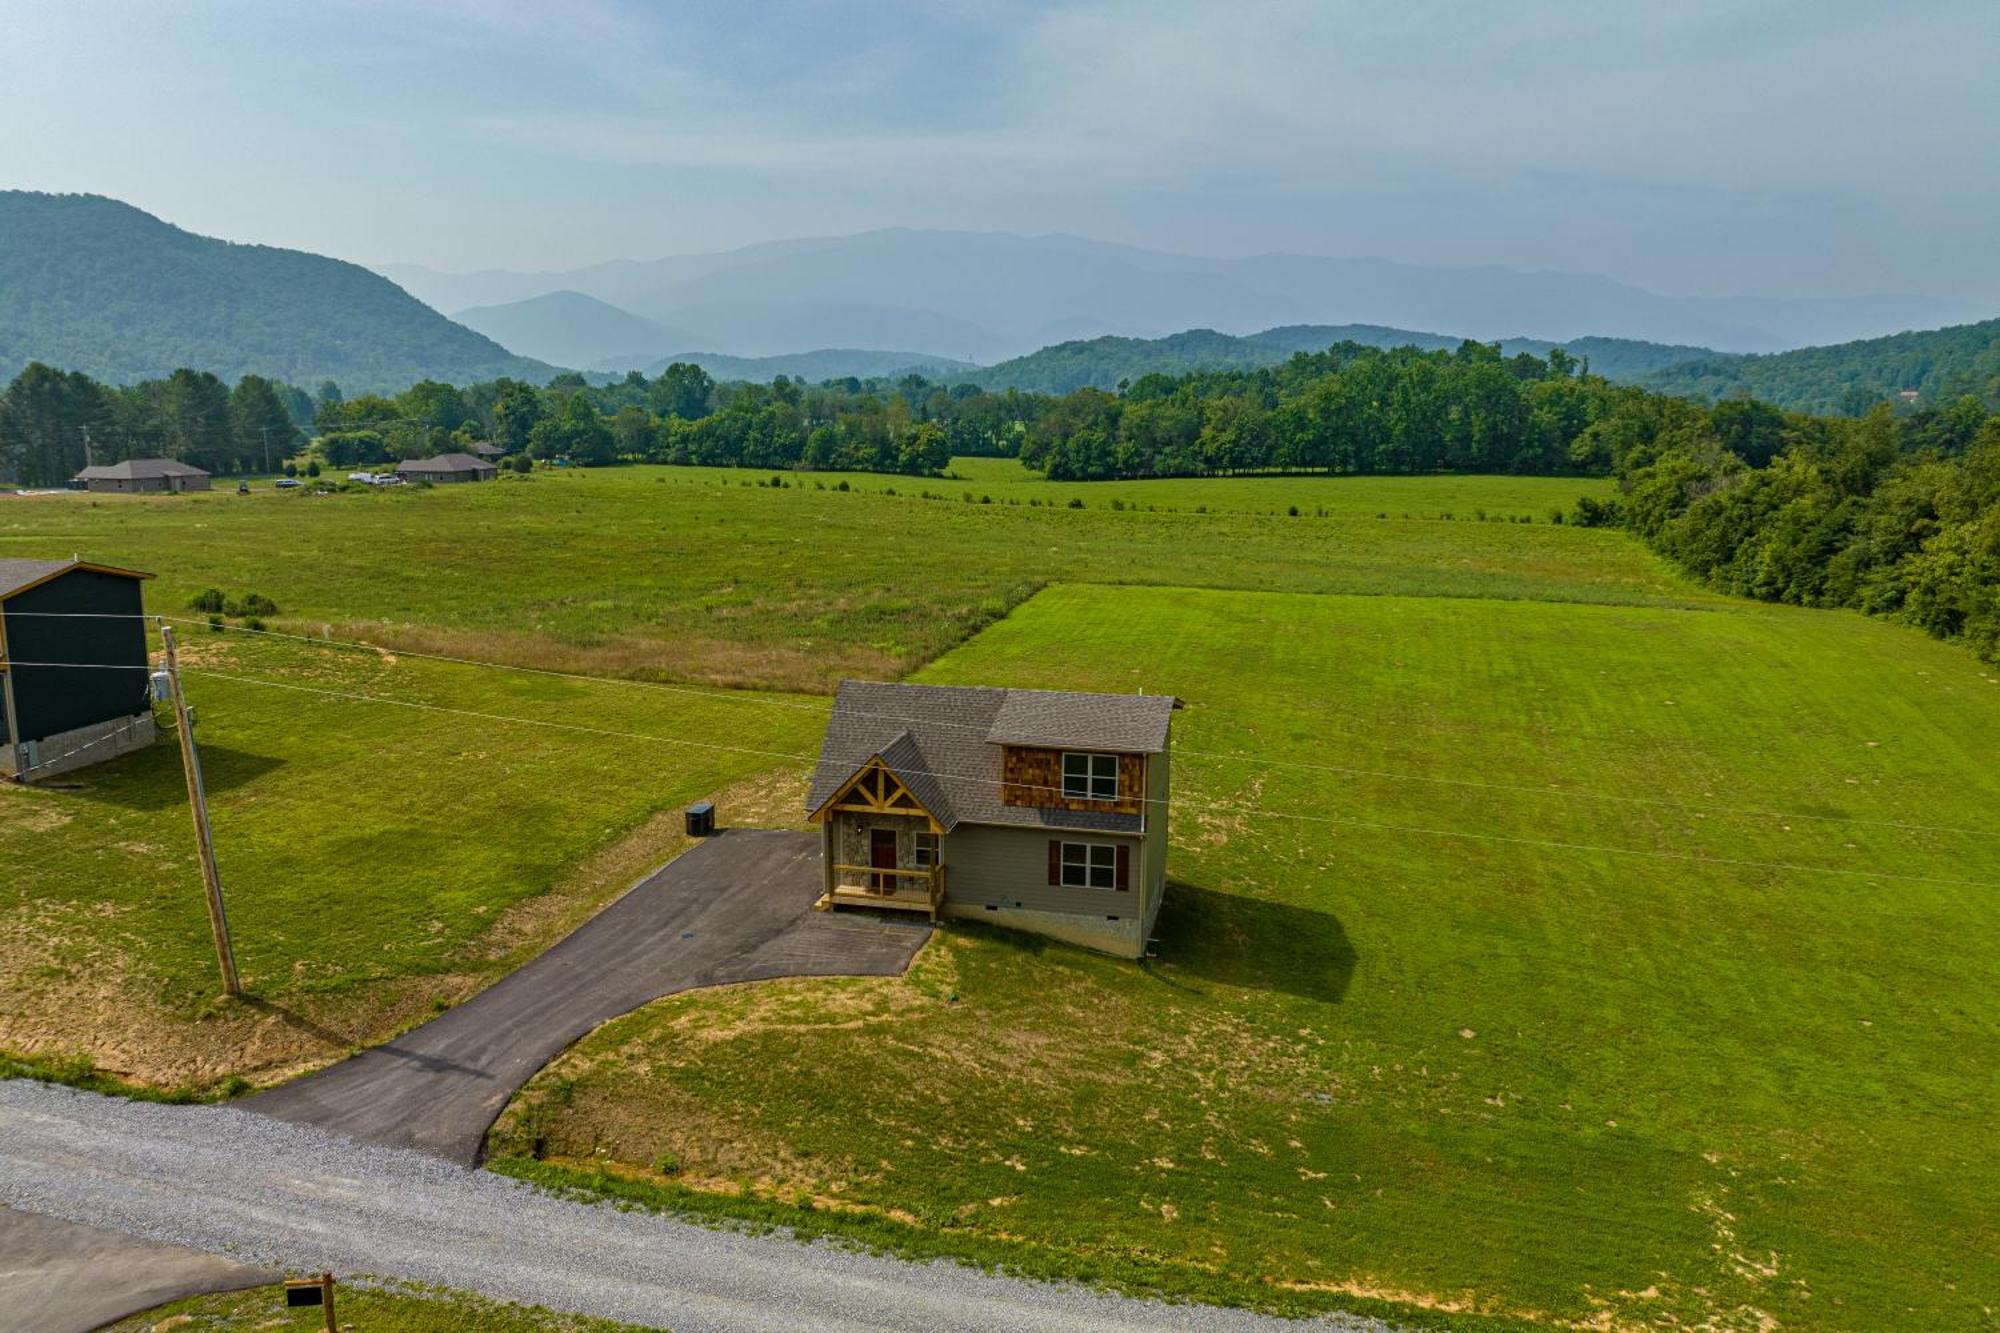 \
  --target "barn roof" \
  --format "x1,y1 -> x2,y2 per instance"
805,680 -> 1177,833
0,558 -> 154,601
74,458 -> 210,480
